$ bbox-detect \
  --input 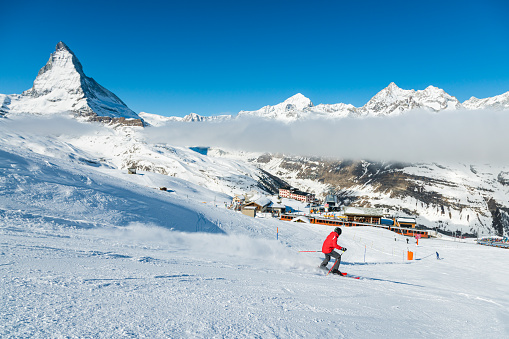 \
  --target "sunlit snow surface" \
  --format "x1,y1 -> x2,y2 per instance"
1,118 -> 508,338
